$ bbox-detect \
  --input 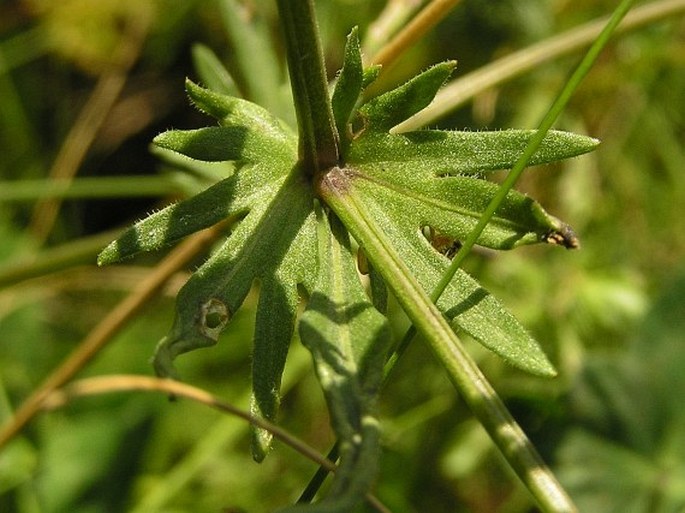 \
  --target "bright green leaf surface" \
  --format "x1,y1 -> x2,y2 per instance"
357,61 -> 456,131
98,83 -> 315,460
154,126 -> 283,163
346,130 -> 599,175
153,170 -> 318,459
346,165 -> 574,250
331,27 -> 363,145
97,162 -> 283,265
185,79 -> 296,154
98,81 -> 298,265
322,166 -> 555,376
